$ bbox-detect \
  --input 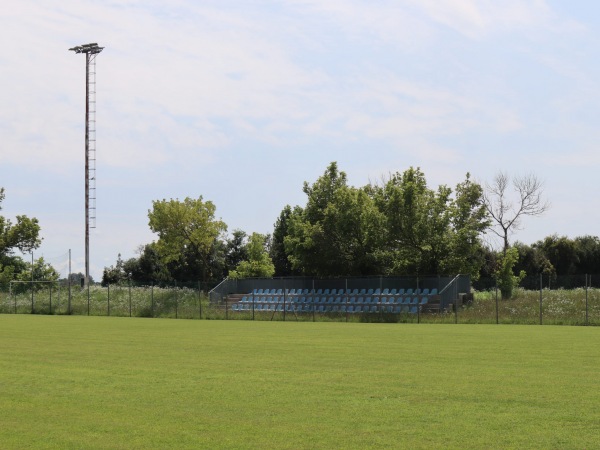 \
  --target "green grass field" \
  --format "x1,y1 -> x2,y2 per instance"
1,316 -> 599,449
